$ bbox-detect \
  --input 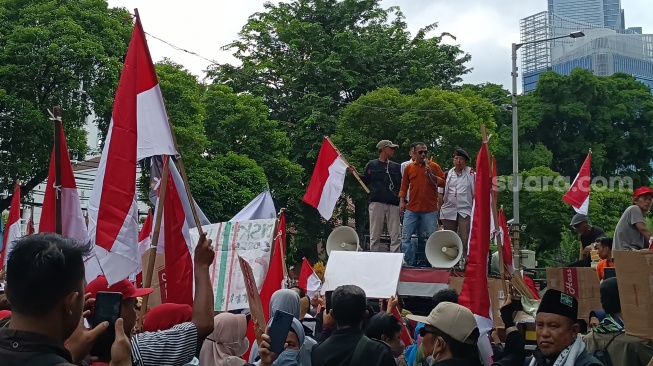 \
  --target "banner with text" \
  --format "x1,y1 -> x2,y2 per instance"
192,219 -> 276,311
